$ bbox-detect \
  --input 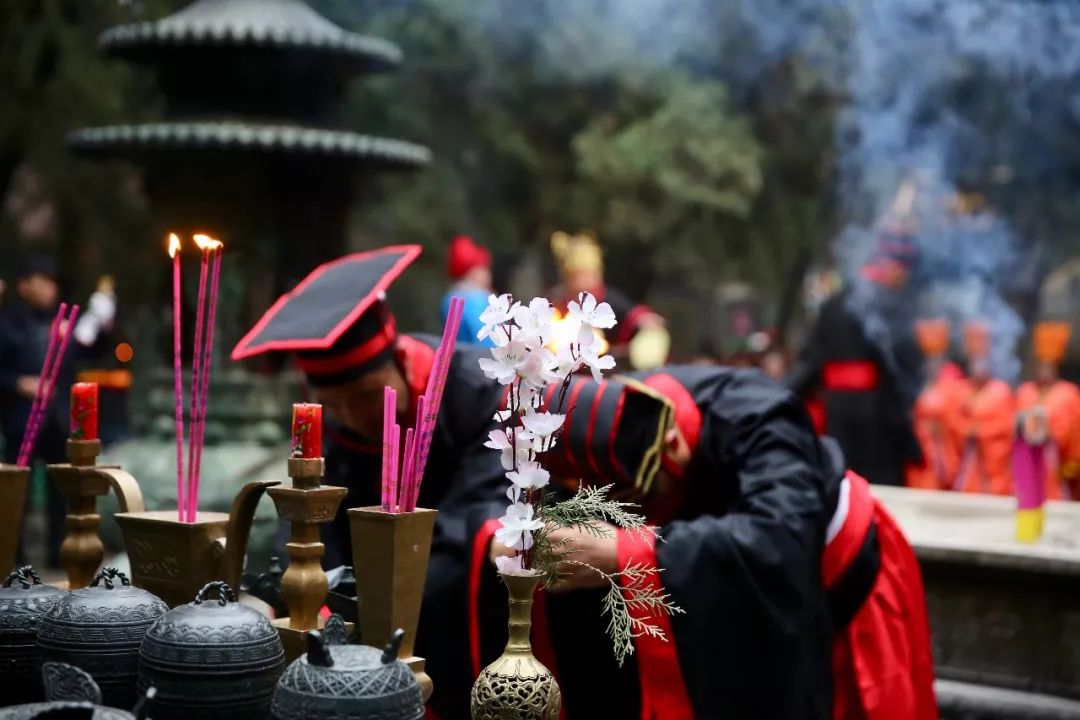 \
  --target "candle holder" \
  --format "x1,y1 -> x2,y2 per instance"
267,457 -> 348,661
0,464 -> 31,578
114,479 -> 278,607
47,439 -> 145,589
349,506 -> 437,702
